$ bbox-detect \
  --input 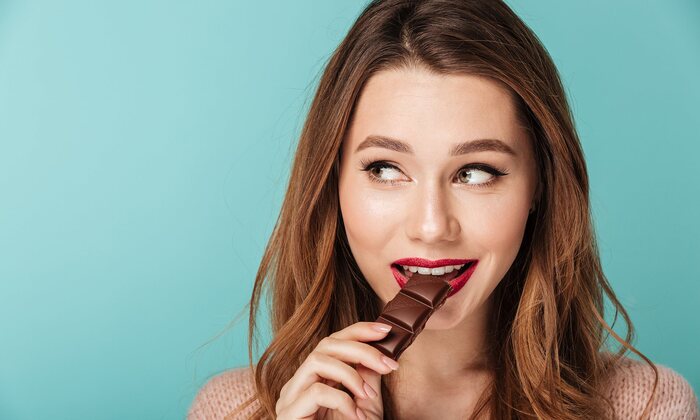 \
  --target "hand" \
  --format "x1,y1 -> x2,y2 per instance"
275,321 -> 399,419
